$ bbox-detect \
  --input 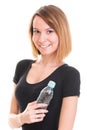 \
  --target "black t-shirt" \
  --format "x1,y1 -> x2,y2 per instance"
13,59 -> 80,130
